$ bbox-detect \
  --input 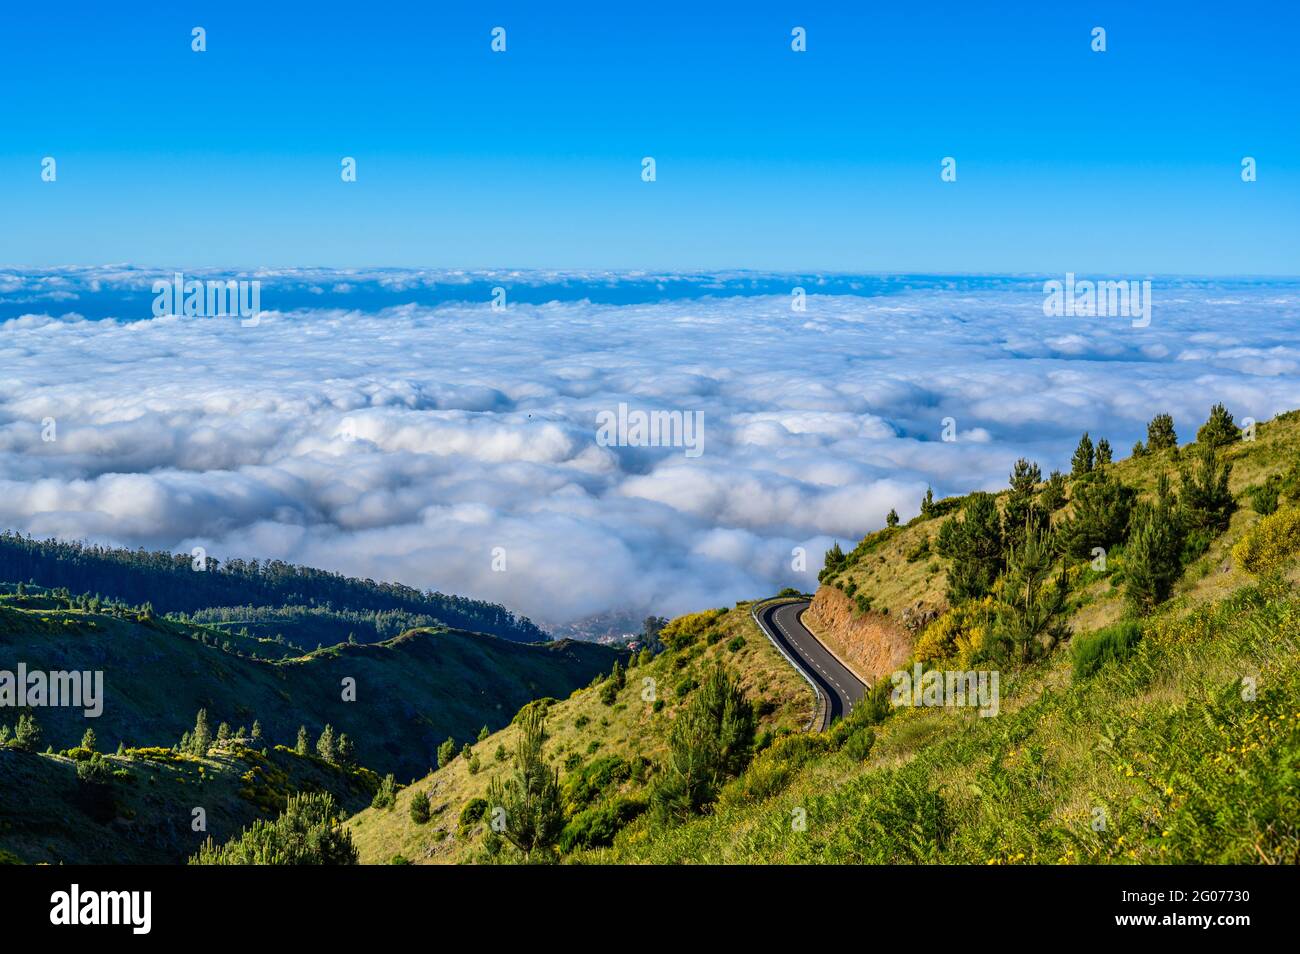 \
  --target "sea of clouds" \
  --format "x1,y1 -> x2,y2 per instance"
2,269 -> 1298,632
